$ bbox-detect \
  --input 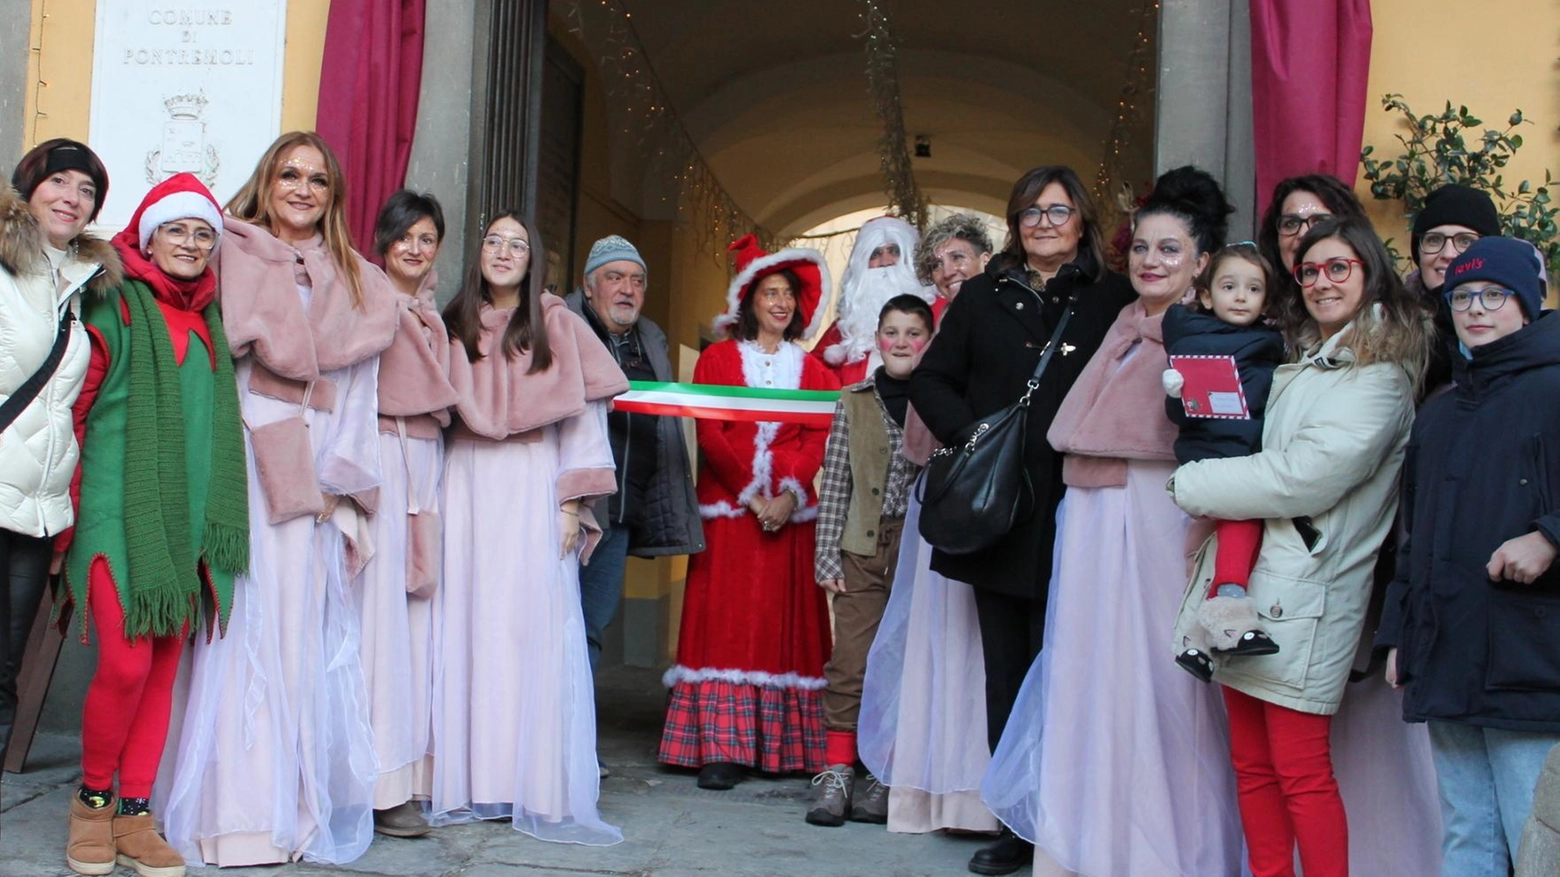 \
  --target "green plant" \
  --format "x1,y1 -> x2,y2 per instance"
1360,93 -> 1559,277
